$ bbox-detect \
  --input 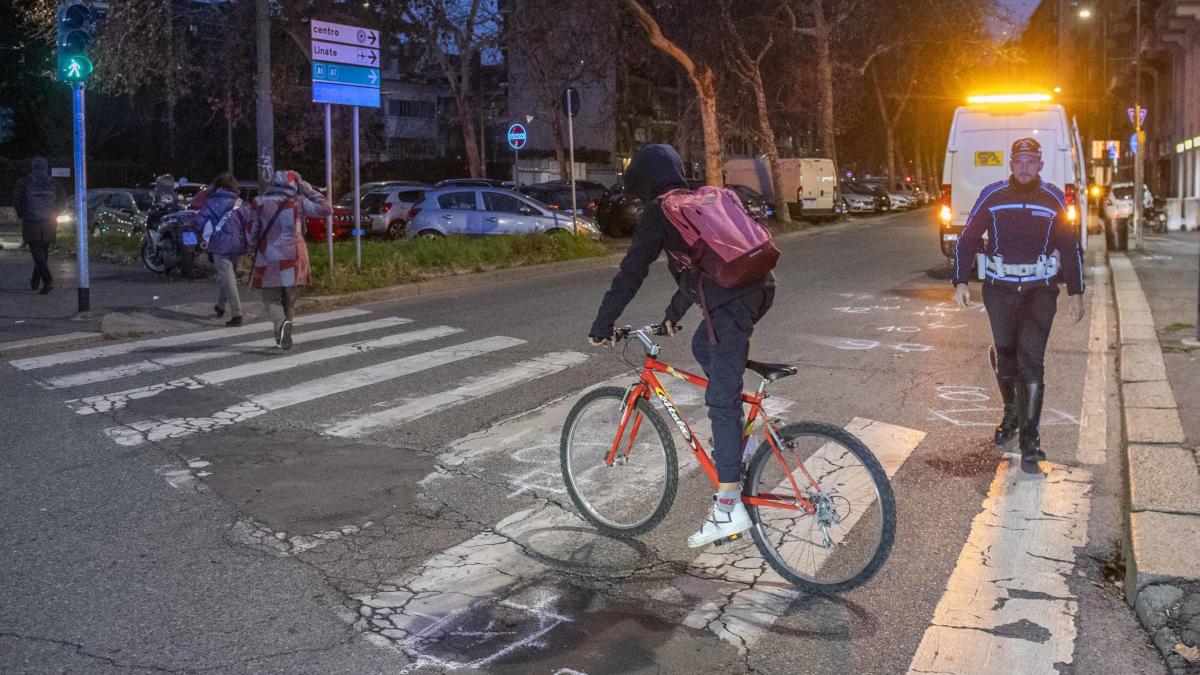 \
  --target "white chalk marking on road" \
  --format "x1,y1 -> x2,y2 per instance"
11,308 -> 369,371
356,505 -> 579,673
906,462 -> 1092,674
682,417 -> 925,652
1077,268 -> 1109,465
324,351 -> 588,438
102,336 -> 525,446
67,326 -> 460,414
41,316 -> 411,389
